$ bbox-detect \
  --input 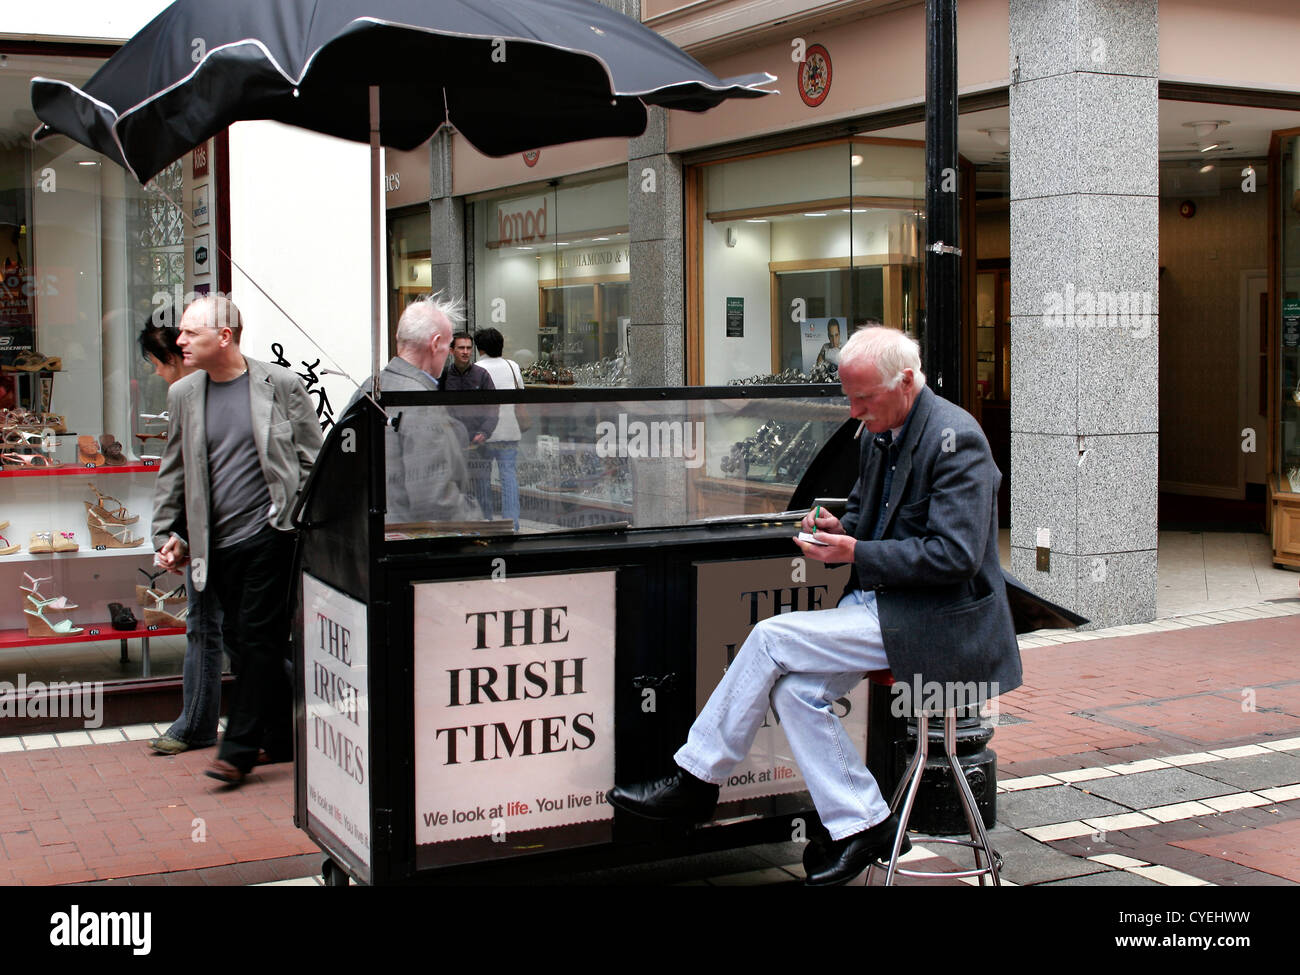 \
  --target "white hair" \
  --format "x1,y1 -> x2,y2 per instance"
395,291 -> 464,349
840,326 -> 927,389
